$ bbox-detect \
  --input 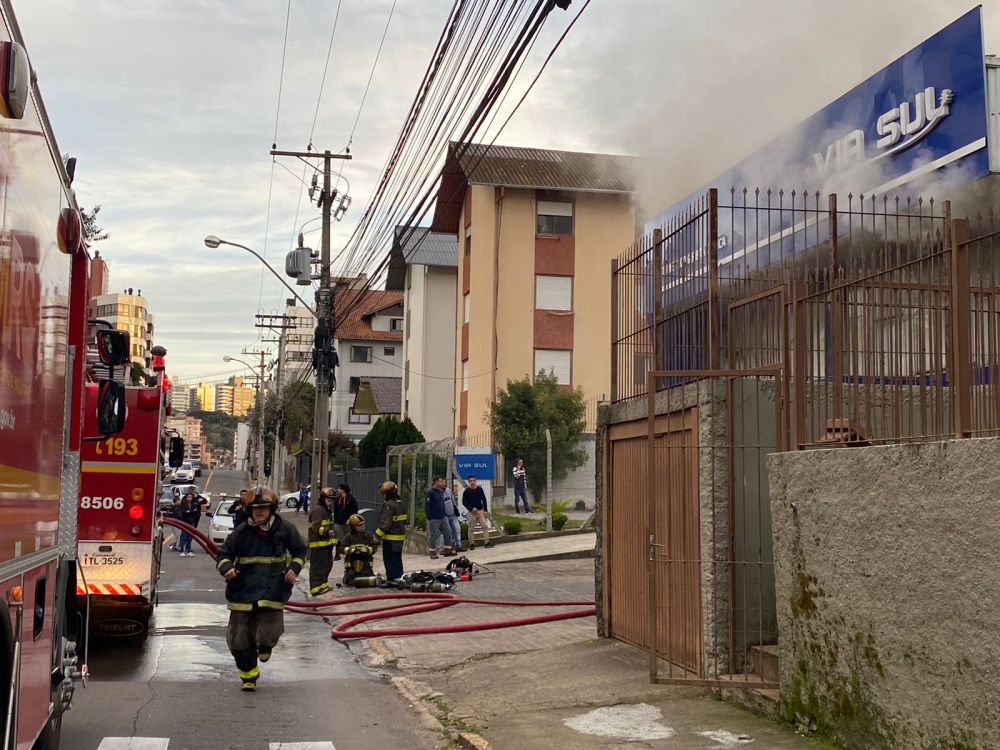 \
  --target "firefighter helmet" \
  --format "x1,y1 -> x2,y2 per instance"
347,513 -> 365,528
378,480 -> 397,496
248,487 -> 278,508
